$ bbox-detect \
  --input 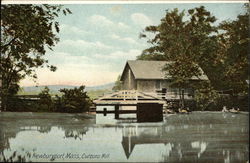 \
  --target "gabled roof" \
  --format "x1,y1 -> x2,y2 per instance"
120,60 -> 208,80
